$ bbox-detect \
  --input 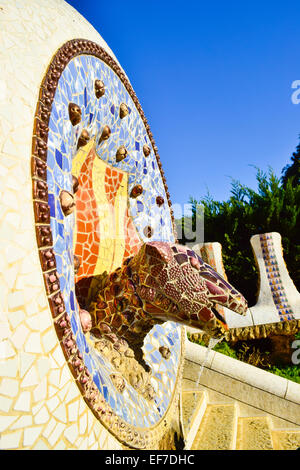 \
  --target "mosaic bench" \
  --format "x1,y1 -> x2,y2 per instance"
190,234 -> 300,360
